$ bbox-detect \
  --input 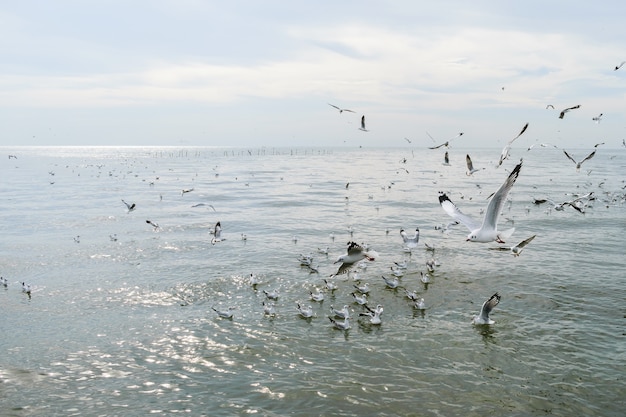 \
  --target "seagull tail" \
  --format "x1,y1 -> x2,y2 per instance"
498,228 -> 515,242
